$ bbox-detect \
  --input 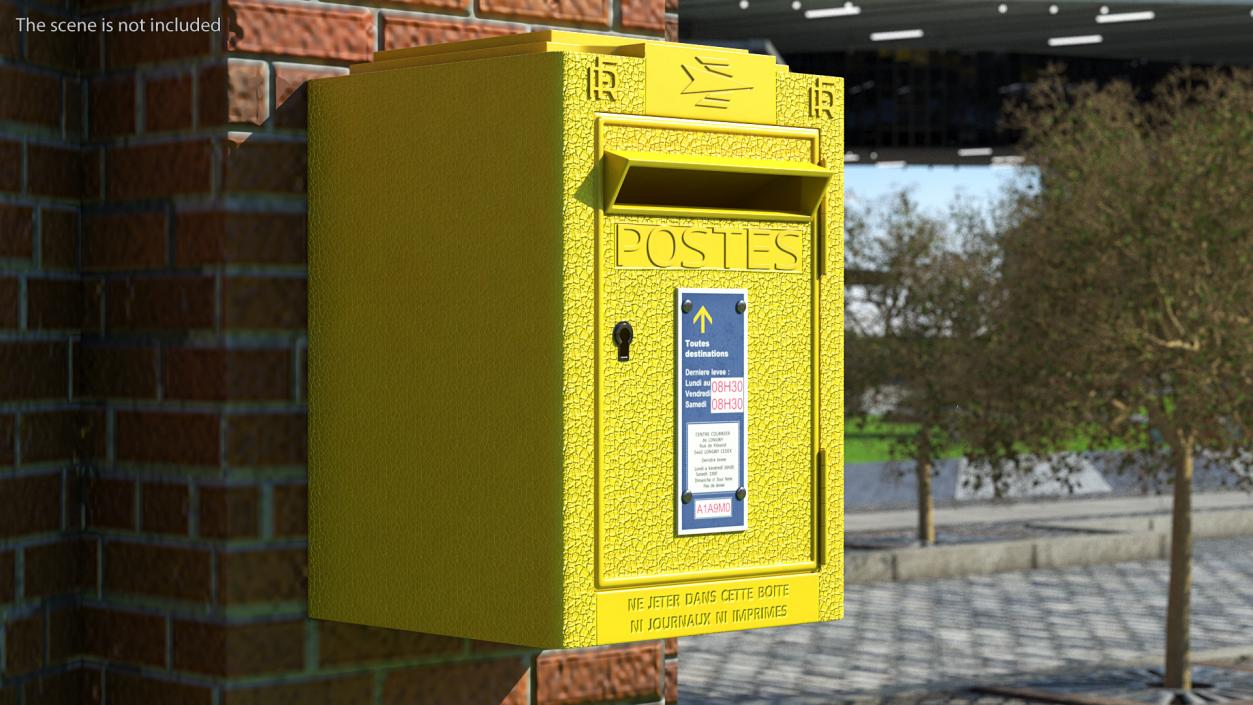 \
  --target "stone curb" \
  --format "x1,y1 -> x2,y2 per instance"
846,509 -> 1253,584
